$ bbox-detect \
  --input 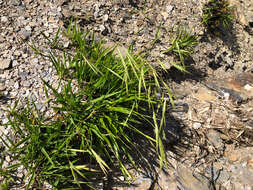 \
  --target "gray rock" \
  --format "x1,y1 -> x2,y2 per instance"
0,83 -> 6,91
94,4 -> 100,17
13,50 -> 21,57
14,81 -> 19,89
2,118 -> 8,124
167,5 -> 174,13
10,0 -> 21,6
225,56 -> 234,68
31,58 -> 38,64
0,36 -> 5,43
193,122 -> 201,129
207,130 -> 224,150
5,155 -> 11,162
10,91 -> 18,97
1,16 -> 8,23
131,175 -> 152,190
23,81 -> 31,87
99,24 -> 106,32
35,103 -> 43,110
206,163 -> 230,184
103,14 -> 109,22
20,71 -> 28,80
113,174 -> 153,190
157,170 -> 177,190
22,53 -> 28,58
3,70 -> 12,79
63,41 -> 70,48
0,58 -> 11,70
25,25 -> 32,31
217,170 -> 230,184
22,30 -> 32,40
12,60 -> 19,67
30,94 -> 37,102
176,163 -> 212,190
